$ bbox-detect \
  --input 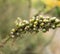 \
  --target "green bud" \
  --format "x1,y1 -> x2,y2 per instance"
39,15 -> 43,19
51,25 -> 56,29
29,23 -> 33,27
25,26 -> 29,30
42,29 -> 46,32
29,16 -> 35,22
34,21 -> 38,25
32,16 -> 35,19
39,20 -> 42,23
22,23 -> 25,26
50,17 -> 56,21
23,20 -> 29,25
15,17 -> 22,26
40,23 -> 44,27
33,28 -> 37,31
18,23 -> 22,27
36,16 -> 39,21
43,19 -> 49,23
55,19 -> 60,23
33,25 -> 36,27
33,28 -> 36,30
